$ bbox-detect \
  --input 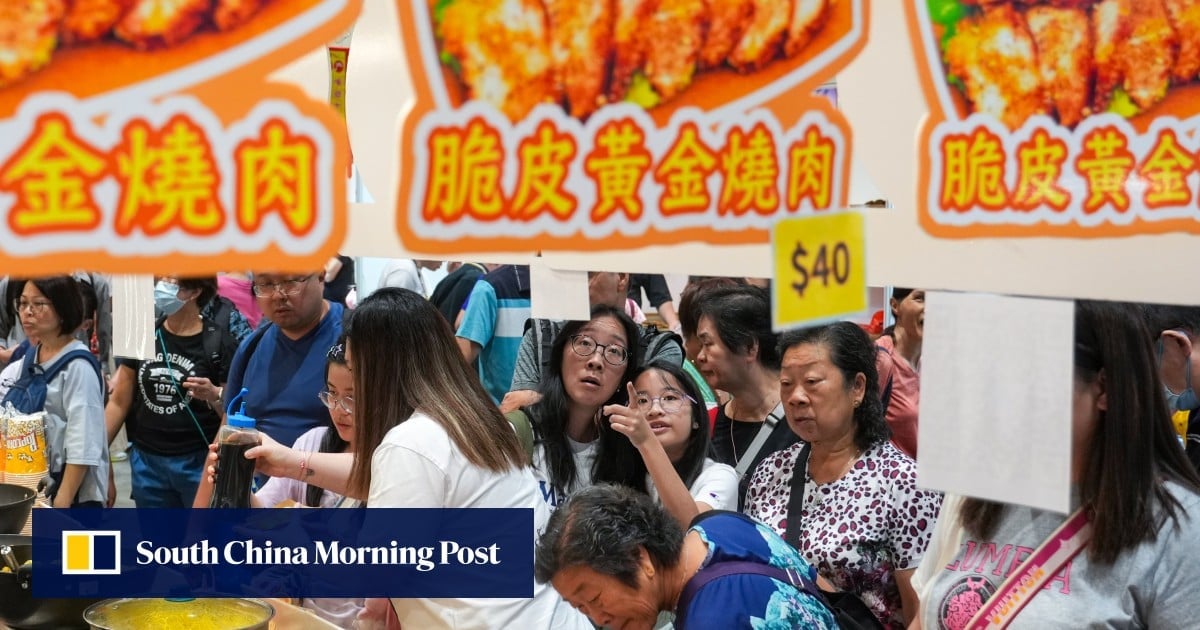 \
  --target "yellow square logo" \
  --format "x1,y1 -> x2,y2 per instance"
61,531 -> 121,575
